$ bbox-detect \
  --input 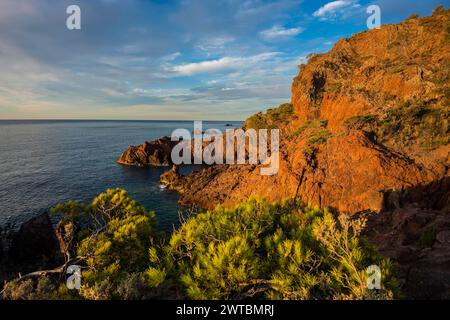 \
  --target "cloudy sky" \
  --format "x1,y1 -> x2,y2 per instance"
0,0 -> 445,120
